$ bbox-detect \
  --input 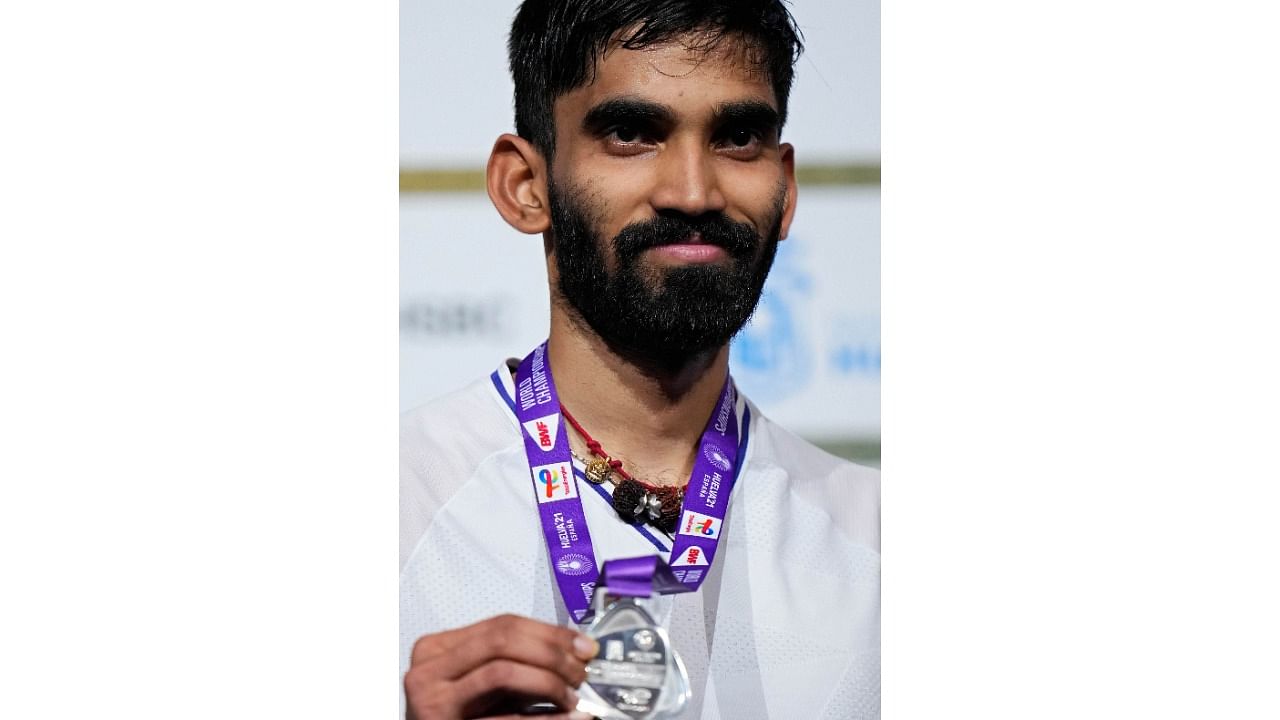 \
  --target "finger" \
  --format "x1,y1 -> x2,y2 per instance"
402,666 -> 458,720
412,615 -> 598,682
418,628 -> 594,687
454,659 -> 580,715
413,614 -> 576,663
481,707 -> 593,712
